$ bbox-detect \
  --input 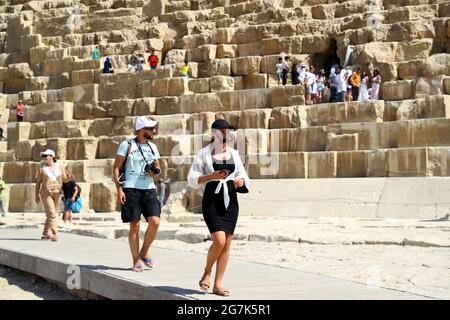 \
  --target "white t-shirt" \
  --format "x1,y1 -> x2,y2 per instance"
276,63 -> 283,74
306,72 -> 315,86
